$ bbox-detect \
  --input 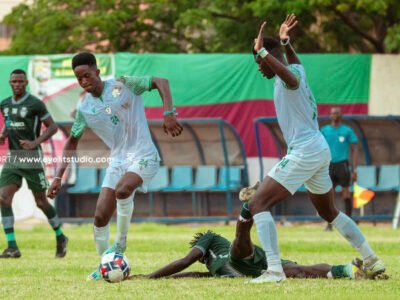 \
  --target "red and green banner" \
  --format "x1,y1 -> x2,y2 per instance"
0,53 -> 371,157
